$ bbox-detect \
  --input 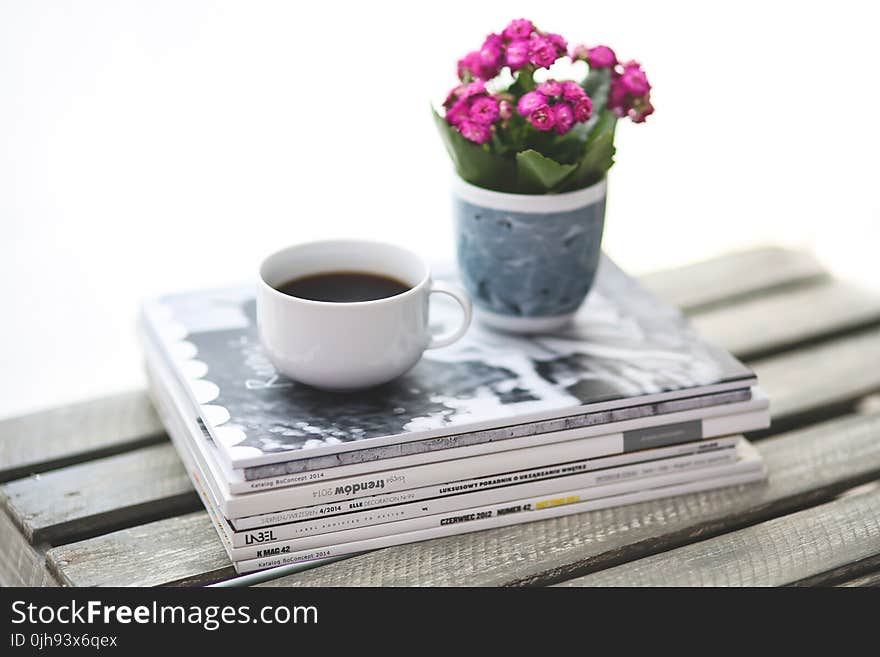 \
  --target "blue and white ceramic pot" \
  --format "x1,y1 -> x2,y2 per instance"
453,176 -> 607,334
